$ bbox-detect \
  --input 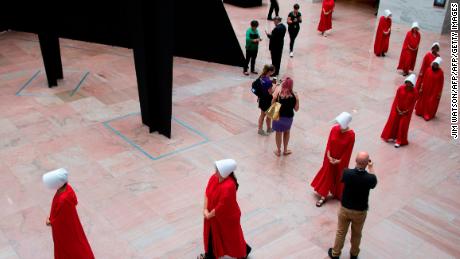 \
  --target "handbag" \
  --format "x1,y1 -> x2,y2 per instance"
266,95 -> 281,121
